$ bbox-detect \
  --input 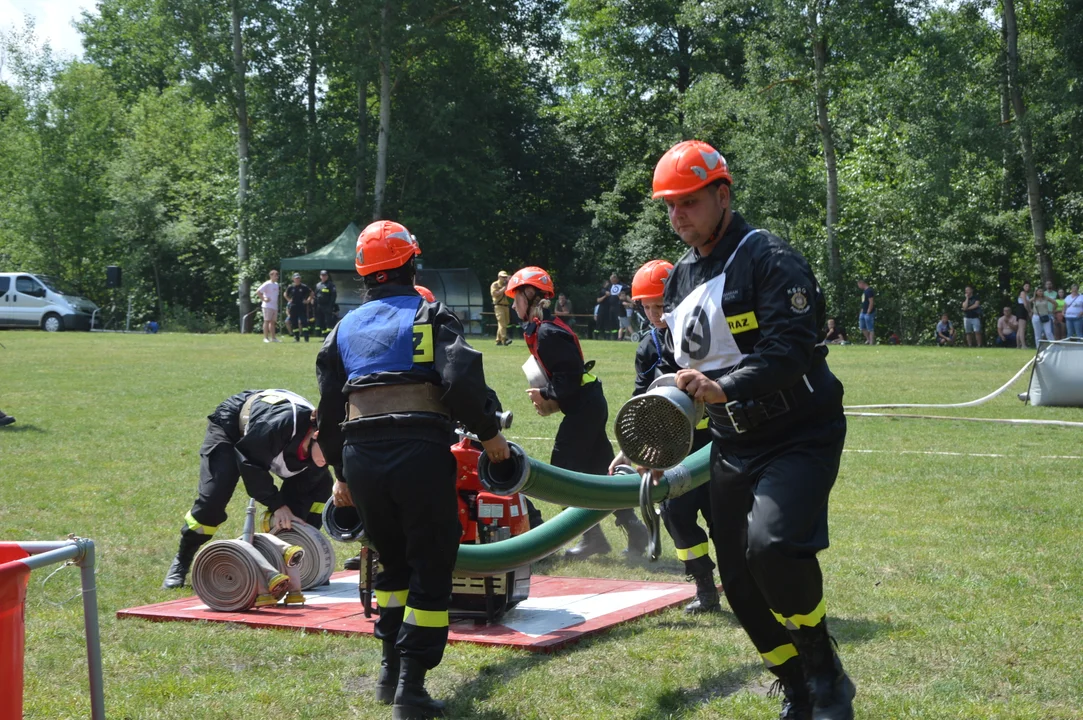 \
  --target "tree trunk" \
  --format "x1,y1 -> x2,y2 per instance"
810,10 -> 843,311
306,19 -> 318,250
675,25 -> 691,130
1003,0 -> 1054,285
998,21 -> 1012,212
355,37 -> 368,220
372,0 -> 392,221
231,0 -> 251,329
